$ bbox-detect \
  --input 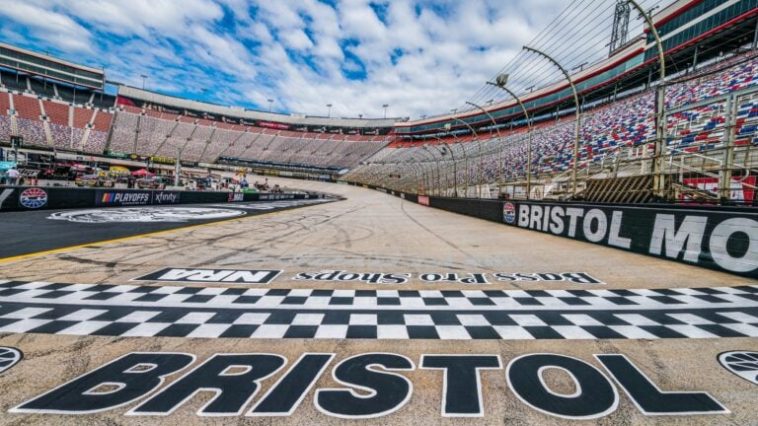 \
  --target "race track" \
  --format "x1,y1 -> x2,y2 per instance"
0,177 -> 755,425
